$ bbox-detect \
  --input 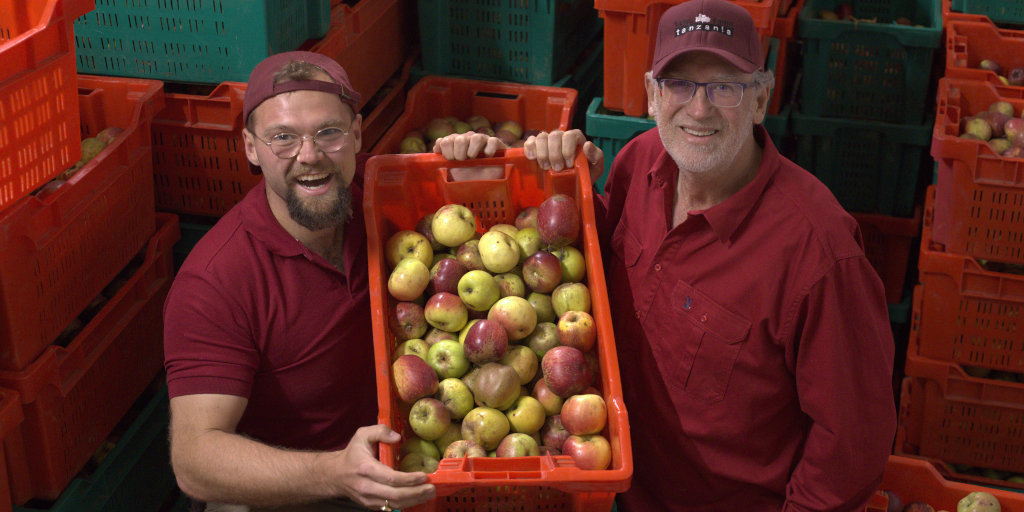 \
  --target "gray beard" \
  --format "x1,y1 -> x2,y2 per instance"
286,183 -> 353,231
